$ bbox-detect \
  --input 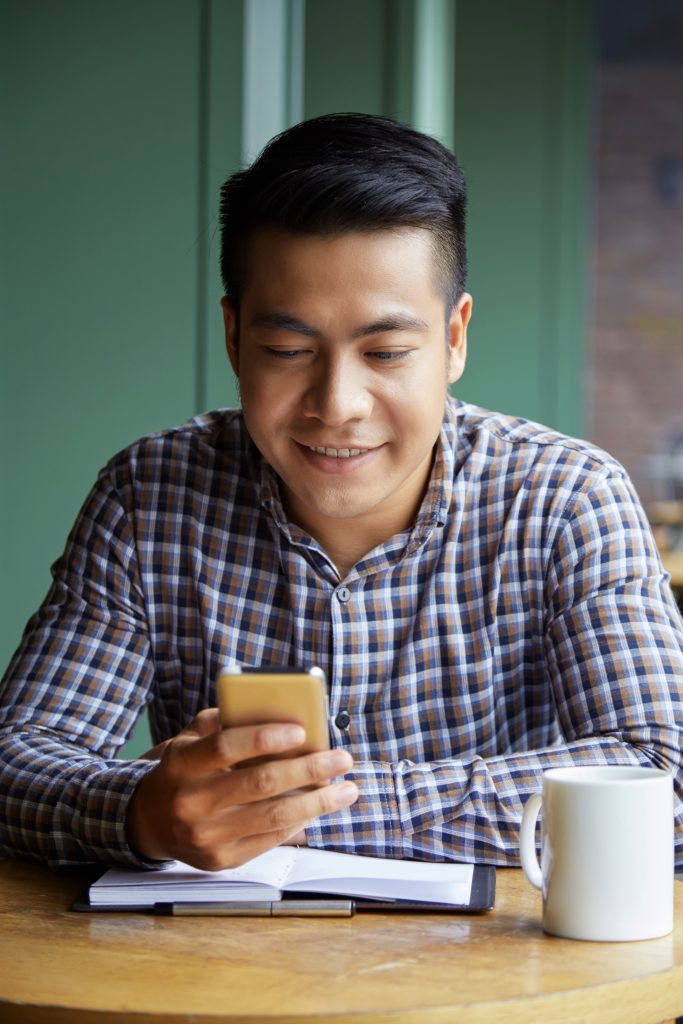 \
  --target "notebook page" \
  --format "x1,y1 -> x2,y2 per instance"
89,846 -> 298,905
284,848 -> 475,904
